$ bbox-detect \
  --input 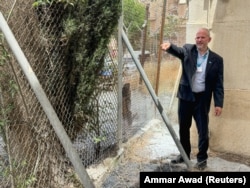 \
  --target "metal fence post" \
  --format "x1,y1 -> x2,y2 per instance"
122,29 -> 192,169
0,11 -> 95,188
